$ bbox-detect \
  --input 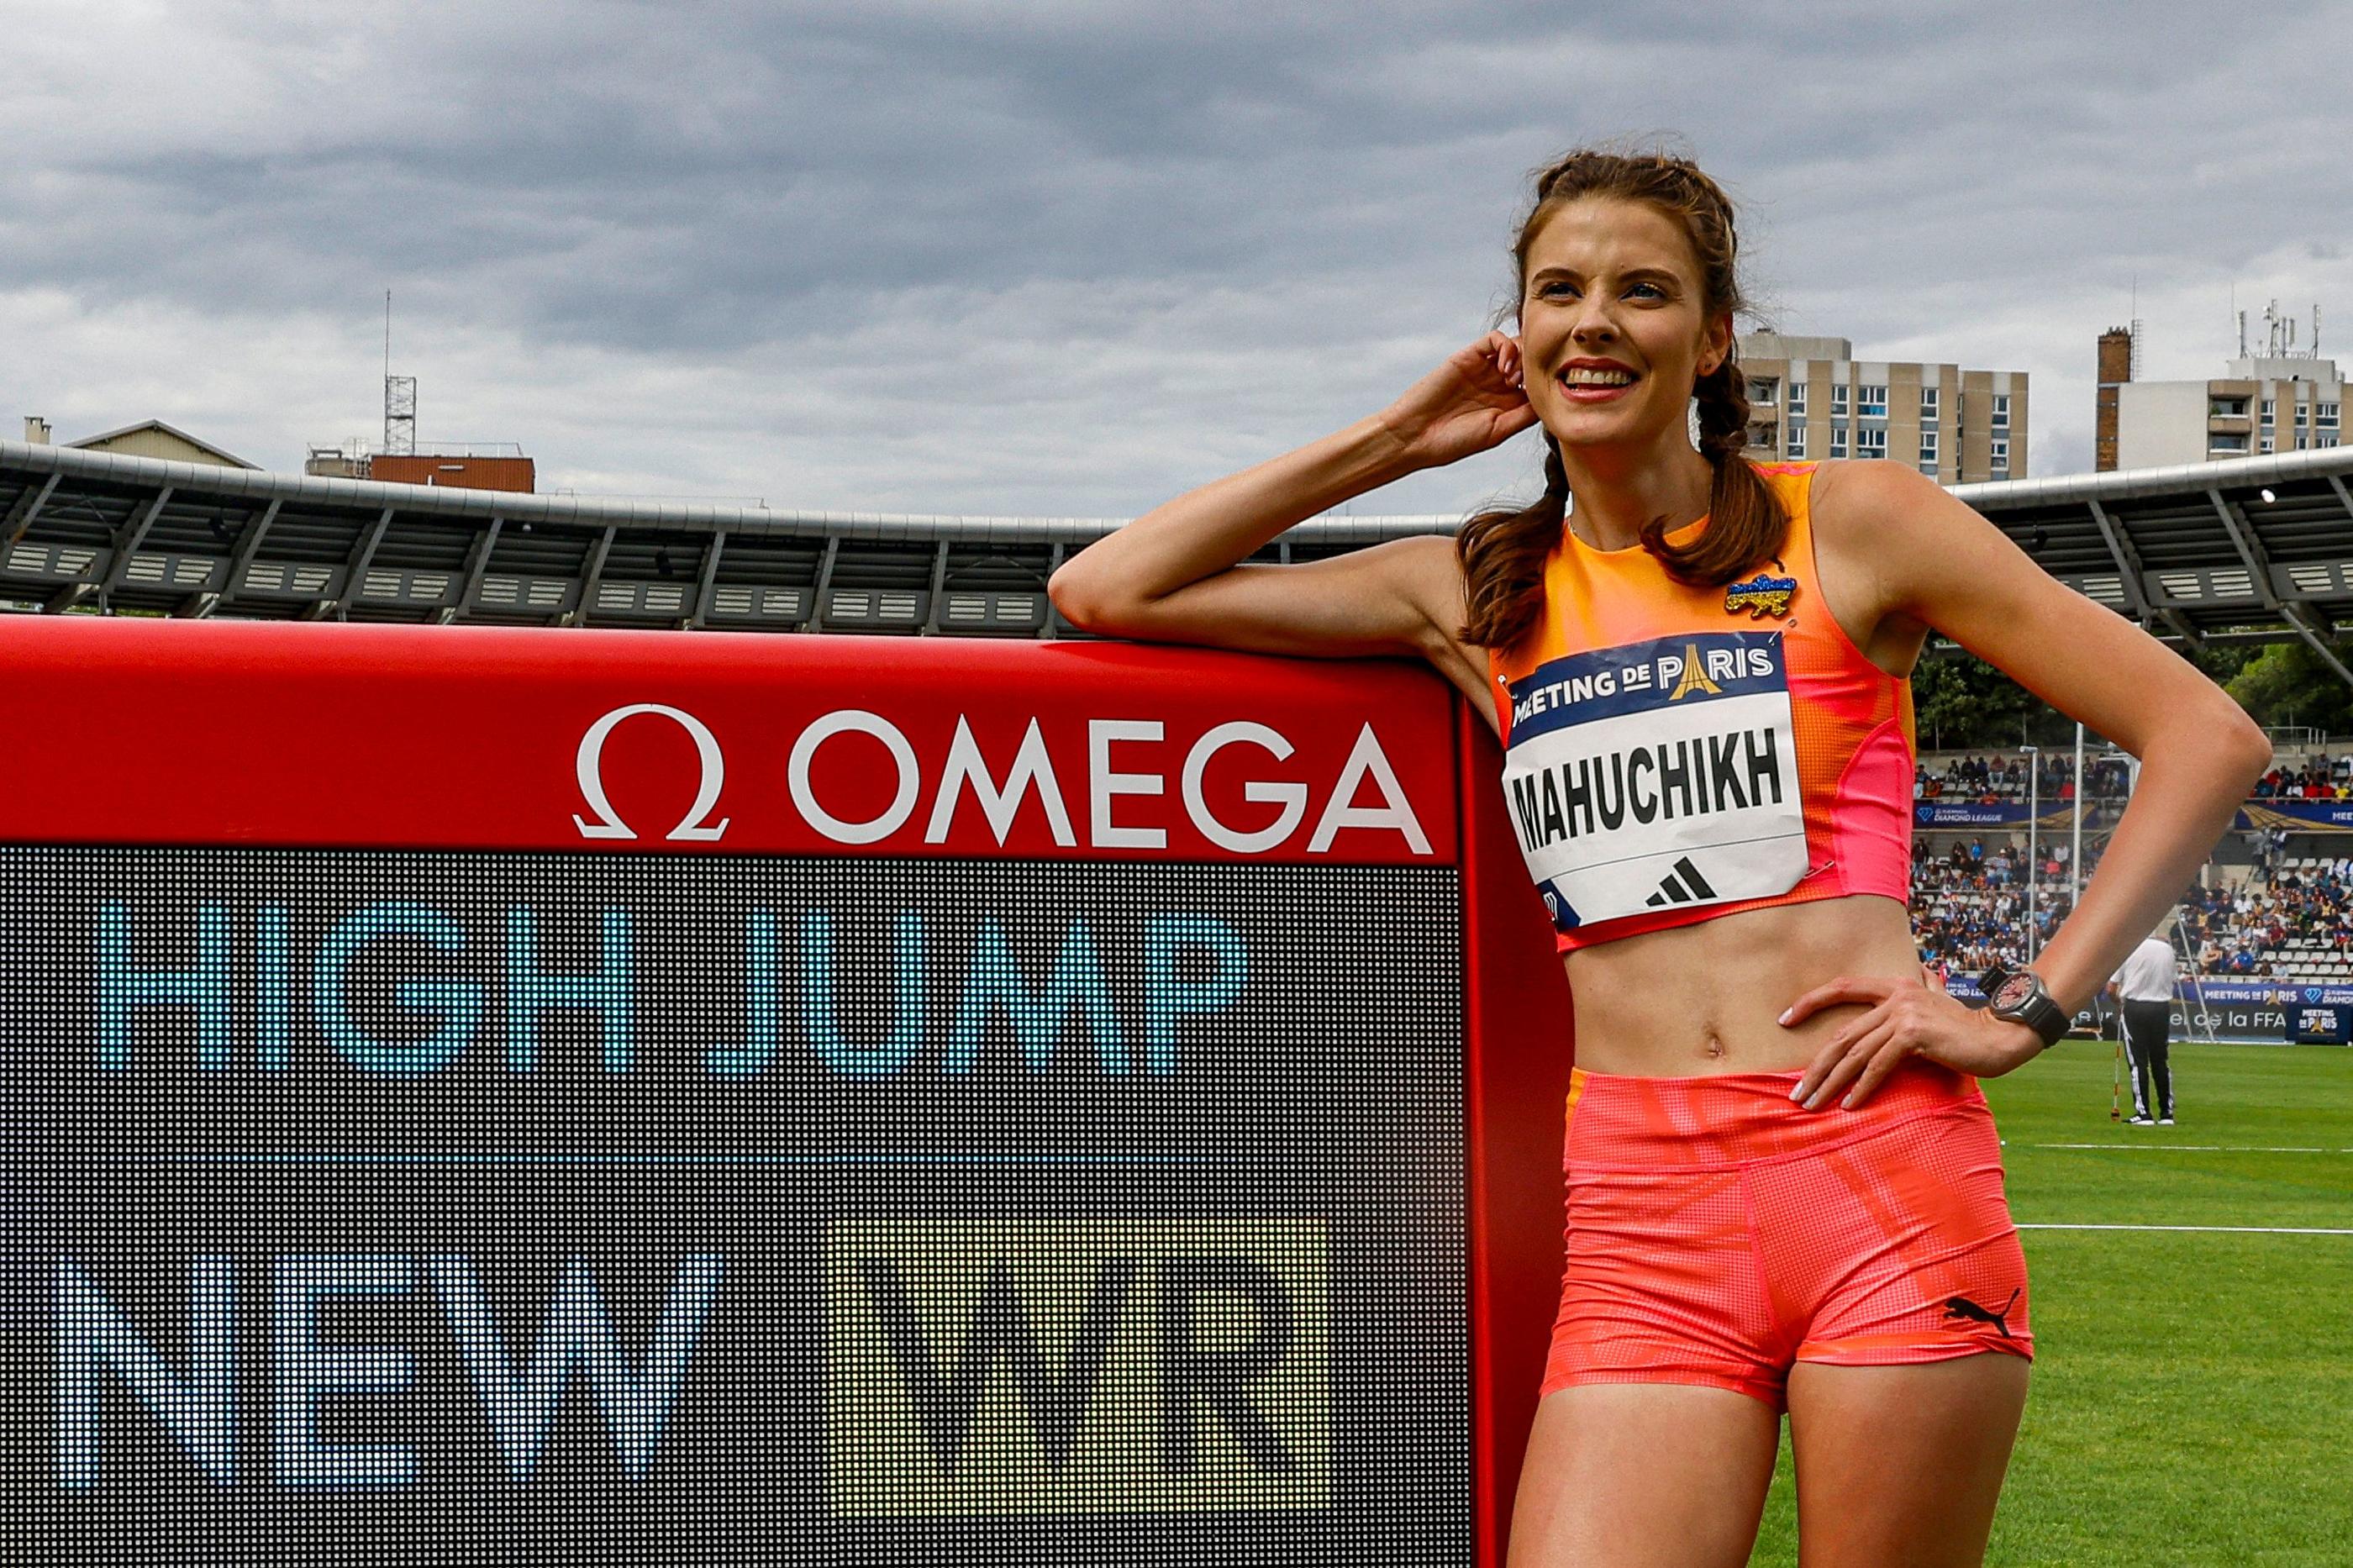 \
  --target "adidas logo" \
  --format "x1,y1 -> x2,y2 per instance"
1644,855 -> 1719,907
